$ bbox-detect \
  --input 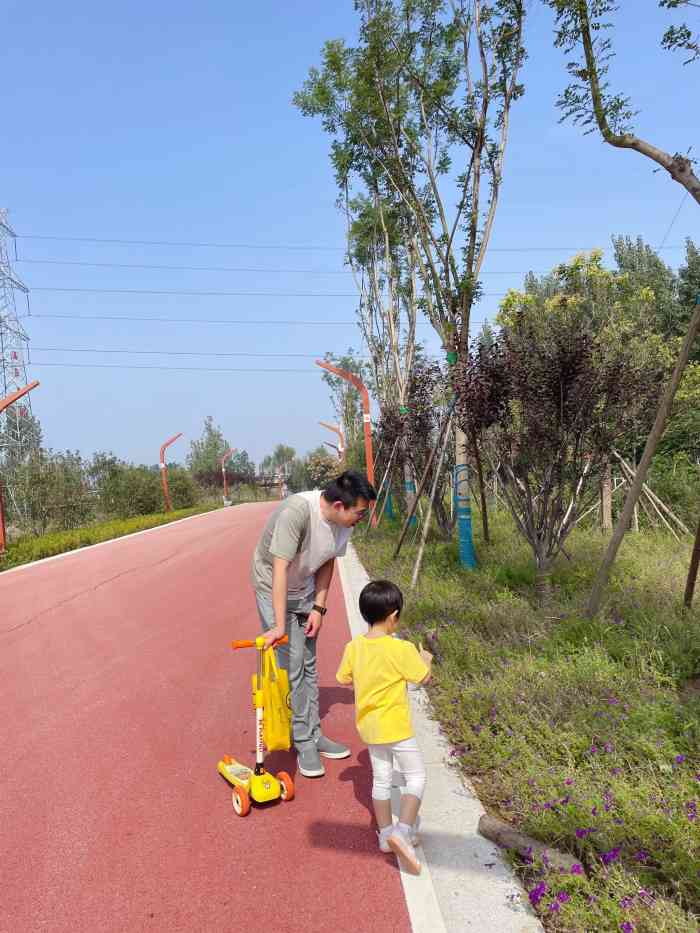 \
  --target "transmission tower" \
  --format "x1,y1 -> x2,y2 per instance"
0,210 -> 33,488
